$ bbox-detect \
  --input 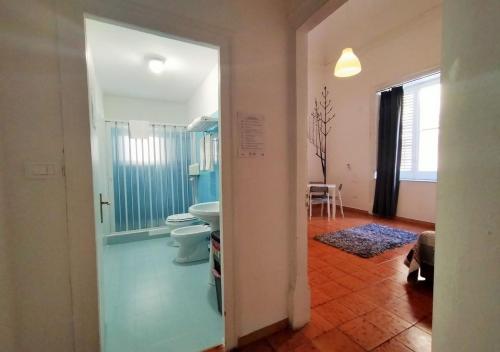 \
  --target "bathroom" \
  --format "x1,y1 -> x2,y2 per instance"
85,18 -> 223,352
